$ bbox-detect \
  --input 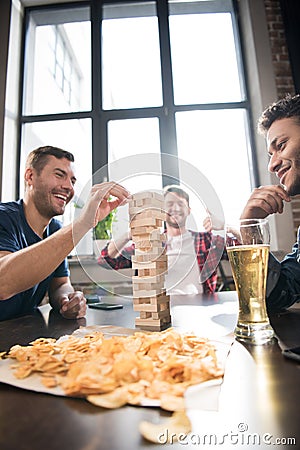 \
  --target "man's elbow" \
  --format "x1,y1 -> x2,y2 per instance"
0,287 -> 13,301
